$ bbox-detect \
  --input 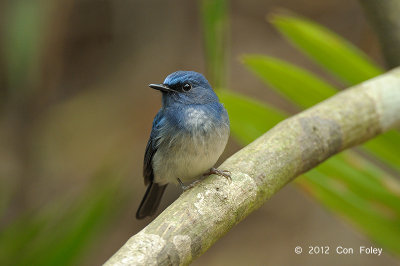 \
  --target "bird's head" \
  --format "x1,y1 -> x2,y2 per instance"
149,71 -> 219,107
